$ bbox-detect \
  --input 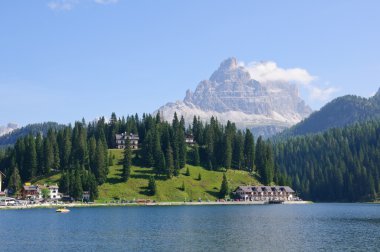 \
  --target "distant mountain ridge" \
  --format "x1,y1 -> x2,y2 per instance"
0,122 -> 65,148
0,123 -> 18,137
156,58 -> 312,136
277,89 -> 380,138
